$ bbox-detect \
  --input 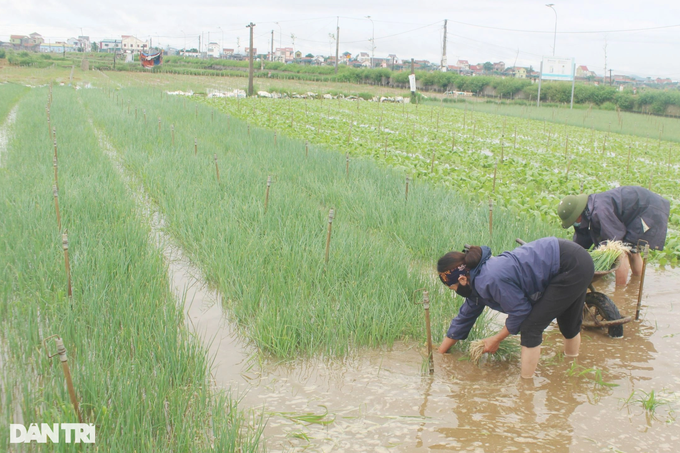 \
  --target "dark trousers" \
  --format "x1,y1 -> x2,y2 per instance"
519,239 -> 595,348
